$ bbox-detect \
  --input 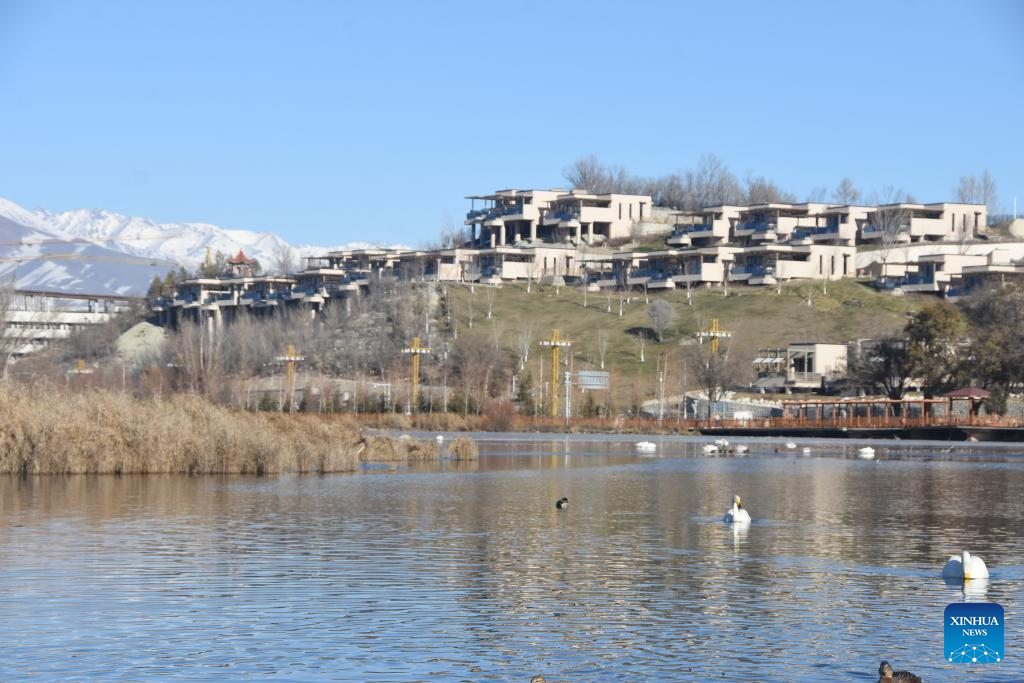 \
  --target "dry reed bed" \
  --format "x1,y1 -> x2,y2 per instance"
0,390 -> 445,475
